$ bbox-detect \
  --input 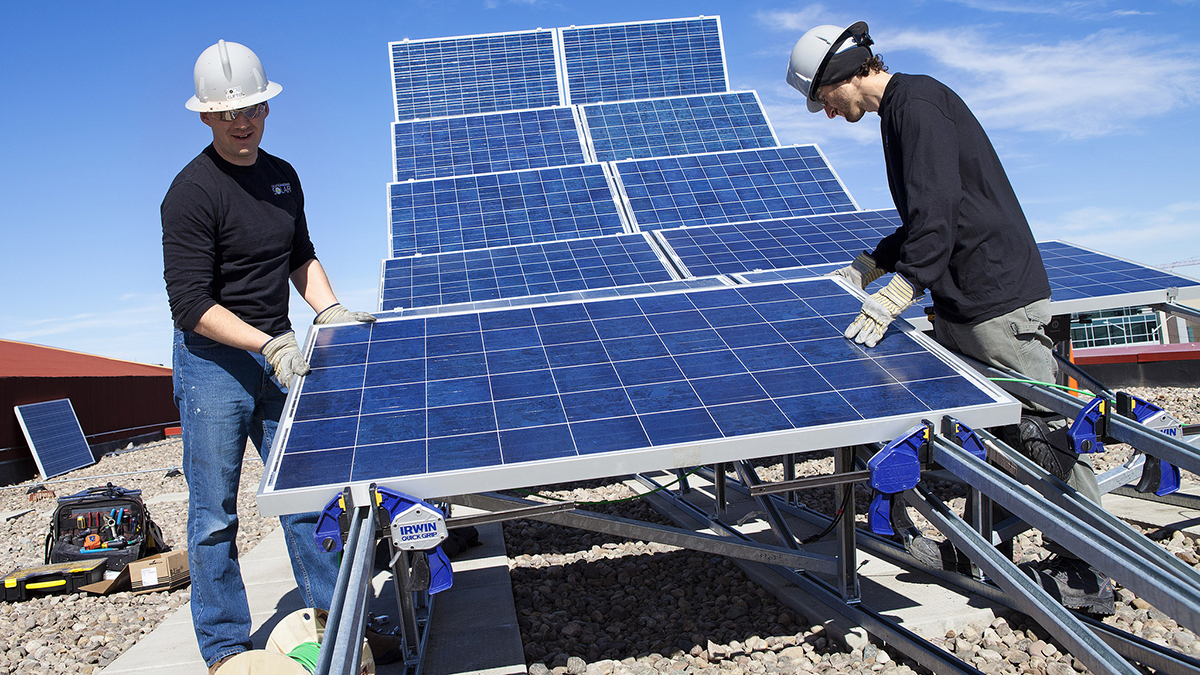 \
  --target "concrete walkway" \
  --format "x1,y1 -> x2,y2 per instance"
101,522 -> 523,675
